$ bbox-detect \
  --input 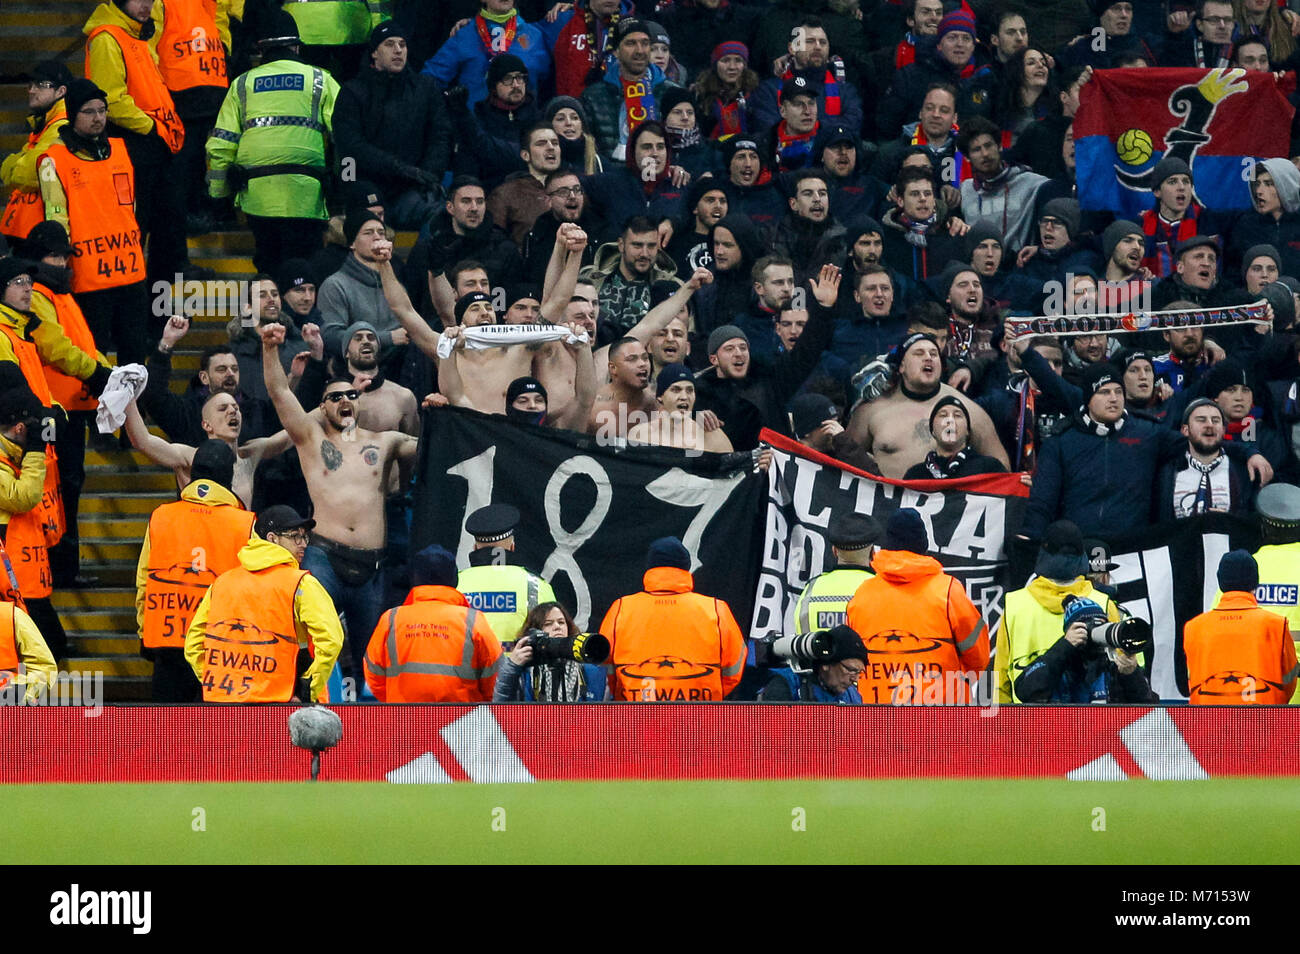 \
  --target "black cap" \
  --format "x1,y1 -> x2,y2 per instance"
259,9 -> 300,46
1174,234 -> 1218,259
255,504 -> 314,537
506,376 -> 547,407
368,19 -> 408,52
1081,361 -> 1119,397
928,394 -> 970,435
347,180 -> 386,210
613,18 -> 651,45
780,74 -> 819,102
883,508 -> 928,554
505,283 -> 543,307
487,52 -> 528,89
276,257 -> 316,293
454,291 -> 494,324
1217,549 -> 1258,594
791,392 -> 837,438
24,60 -> 73,89
17,221 -> 73,260
0,386 -> 45,427
825,624 -> 867,663
645,535 -> 690,571
411,544 -> 458,587
190,439 -> 236,489
1041,520 -> 1085,558
344,208 -> 384,246
655,362 -> 694,397
828,512 -> 881,551
63,78 -> 108,121
1082,537 -> 1120,573
466,503 -> 520,543
0,257 -> 38,289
